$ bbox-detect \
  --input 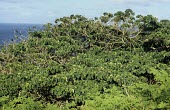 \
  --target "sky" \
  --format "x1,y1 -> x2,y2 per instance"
0,0 -> 170,24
